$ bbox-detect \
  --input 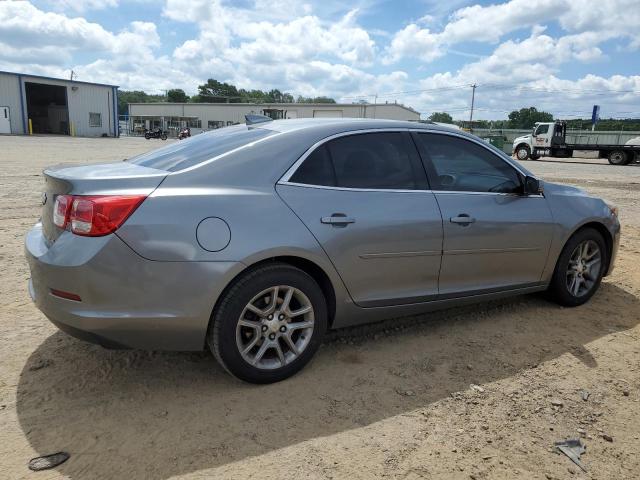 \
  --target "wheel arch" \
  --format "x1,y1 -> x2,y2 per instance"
206,255 -> 338,347
564,221 -> 613,276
